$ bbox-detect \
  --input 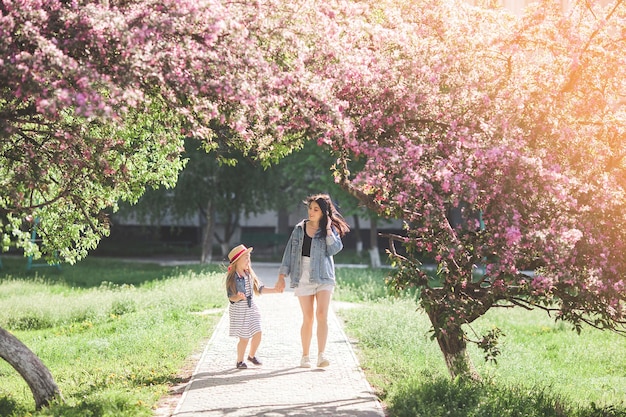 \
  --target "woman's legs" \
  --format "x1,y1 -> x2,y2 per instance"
315,290 -> 333,355
298,295 -> 315,357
